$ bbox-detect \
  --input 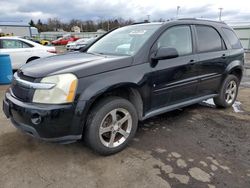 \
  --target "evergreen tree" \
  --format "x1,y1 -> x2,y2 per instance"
29,19 -> 35,27
36,19 -> 43,32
